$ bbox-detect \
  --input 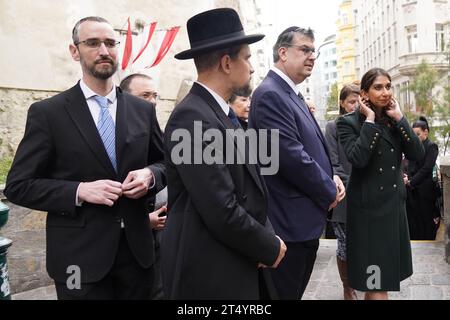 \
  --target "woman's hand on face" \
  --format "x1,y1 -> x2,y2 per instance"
385,97 -> 403,122
358,96 -> 375,122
